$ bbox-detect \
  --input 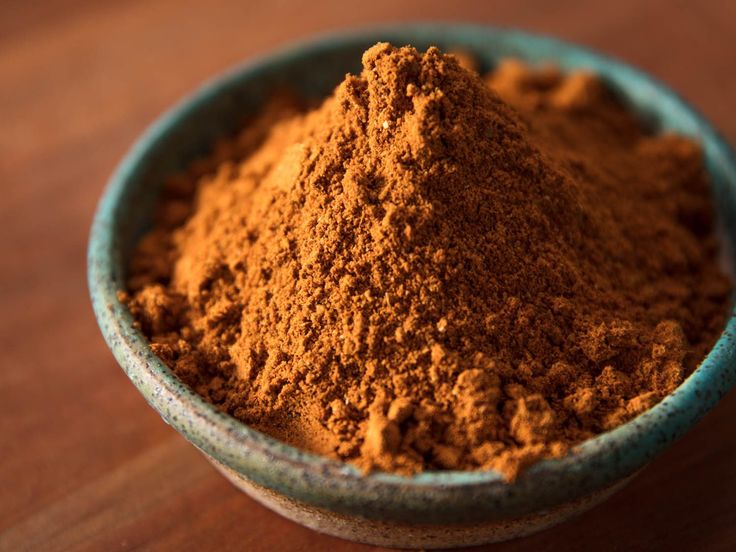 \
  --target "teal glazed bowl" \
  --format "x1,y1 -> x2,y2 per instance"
88,25 -> 736,548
